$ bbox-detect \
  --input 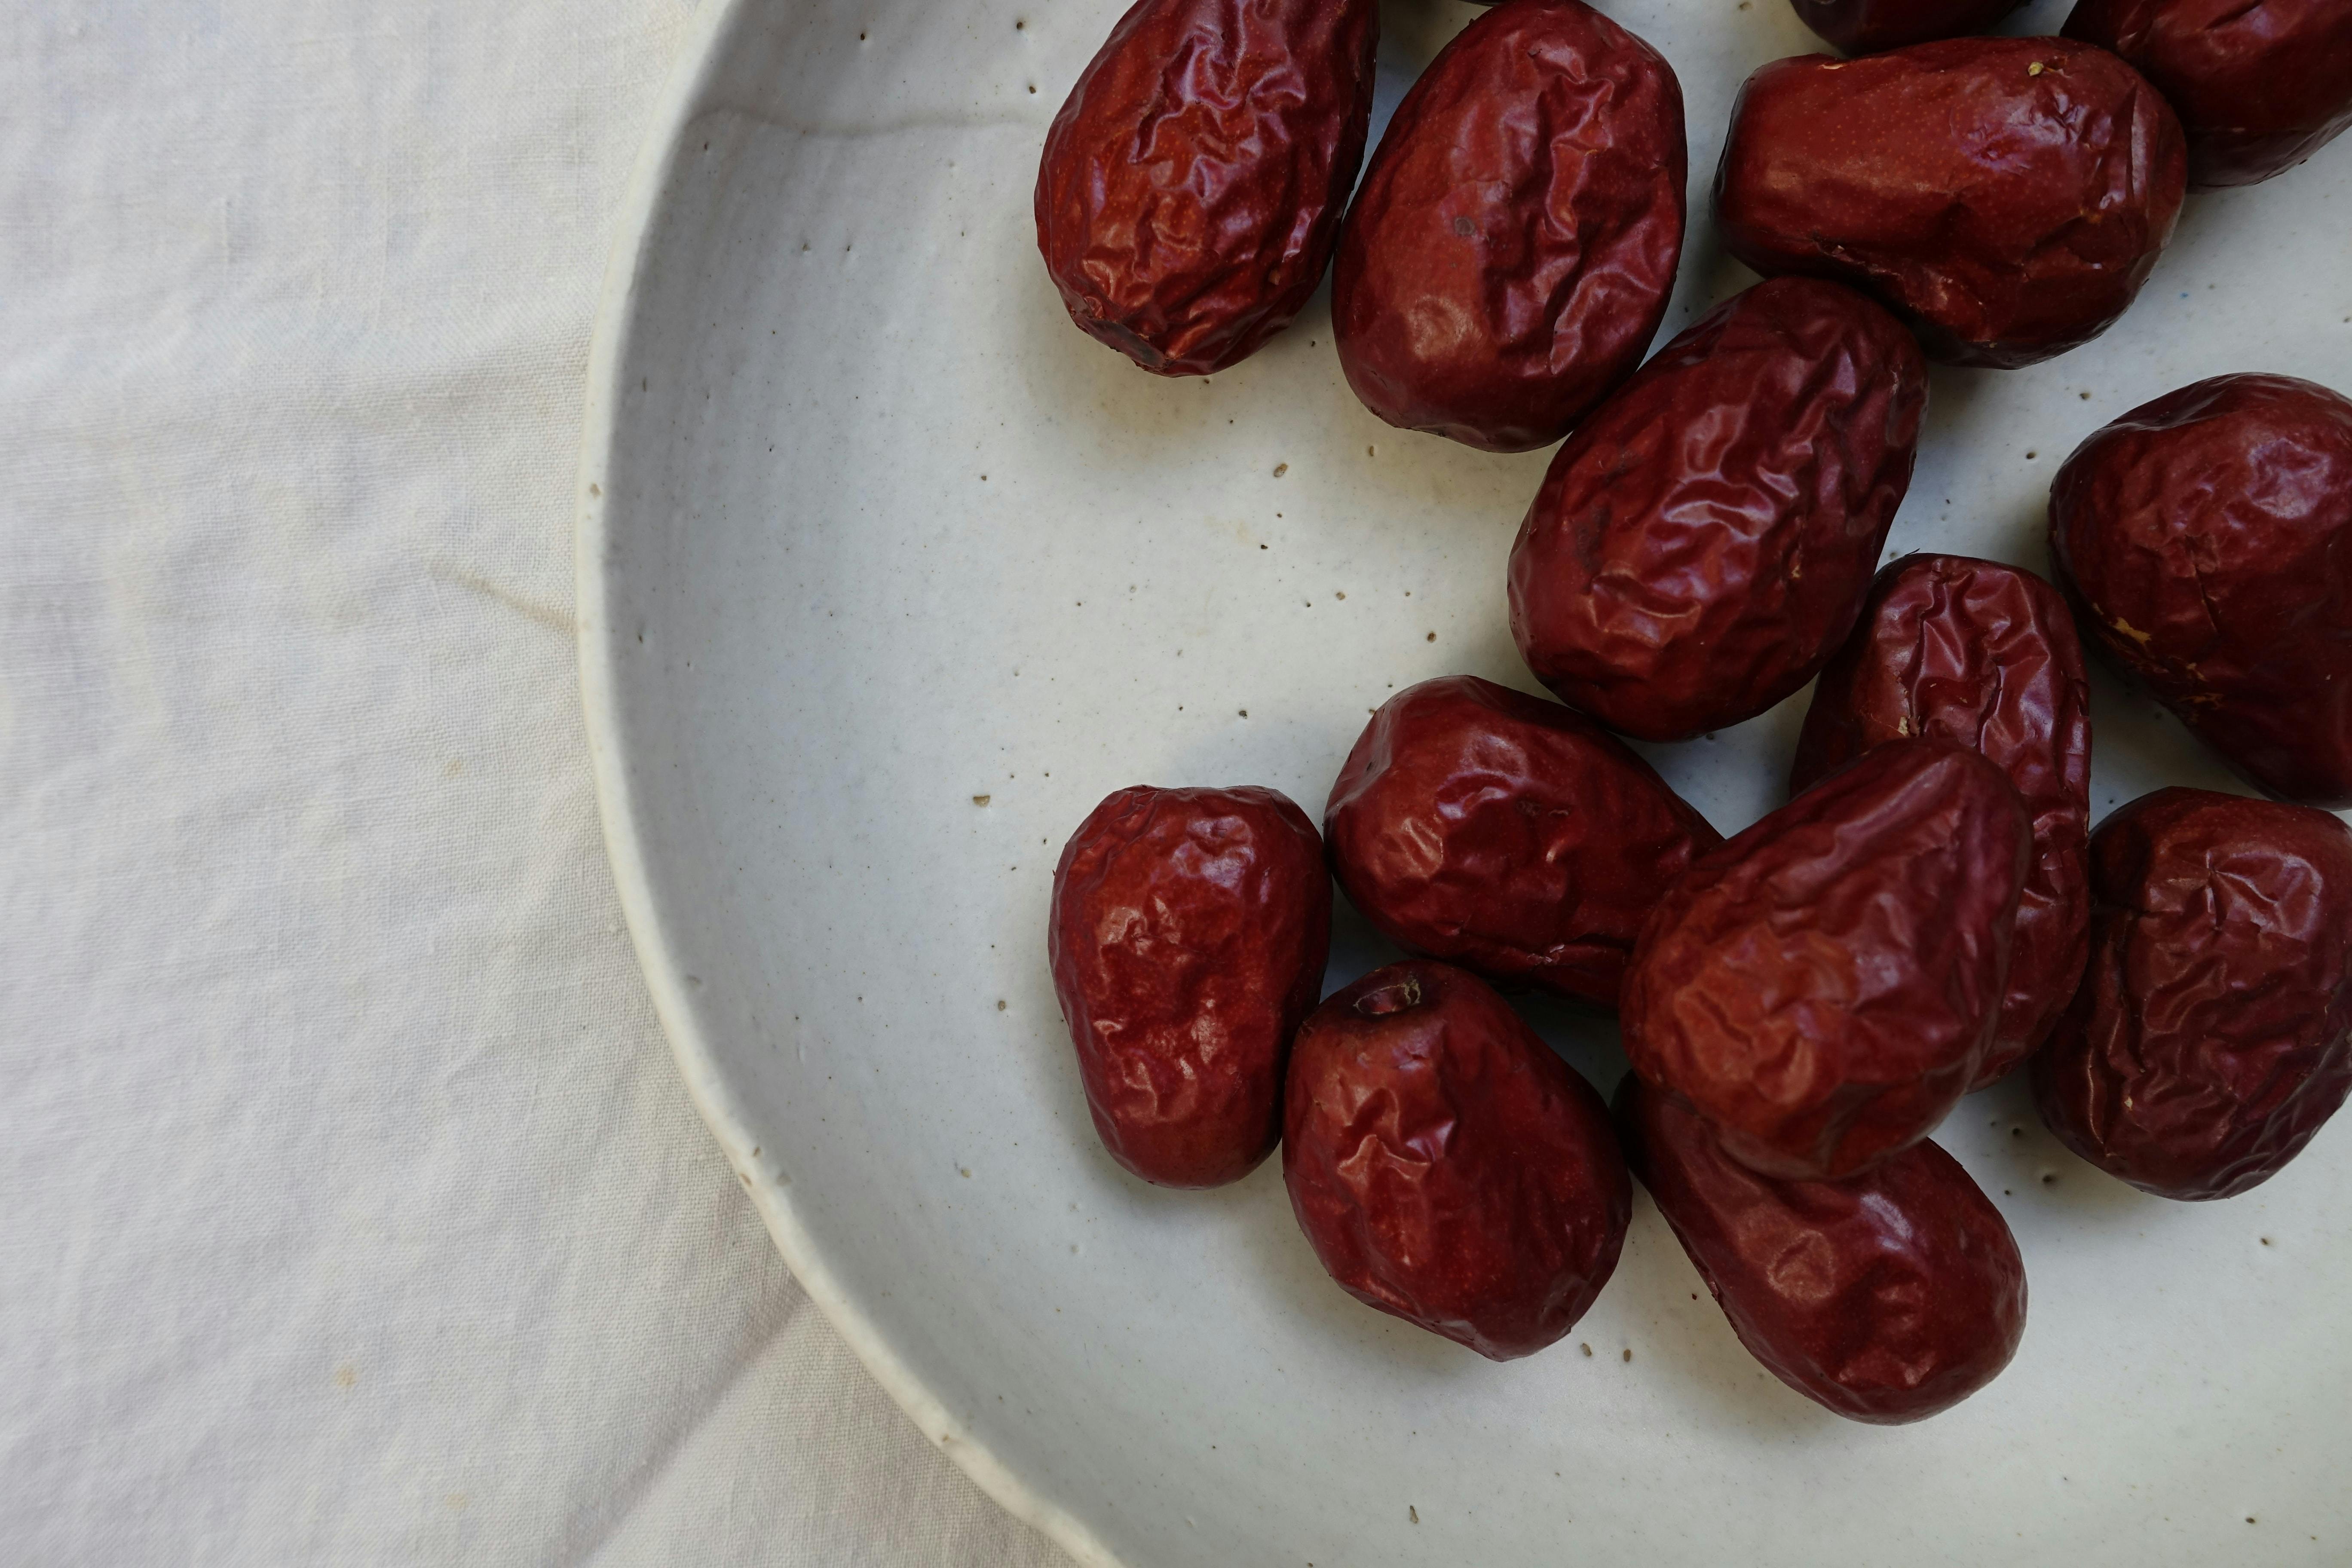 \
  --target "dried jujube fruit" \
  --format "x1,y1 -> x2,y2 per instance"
2049,373 -> 2352,808
1034,0 -> 1380,375
1508,277 -> 1927,741
1283,960 -> 1630,1360
1323,676 -> 1721,1008
1623,739 -> 2030,1181
1794,555 -> 2093,1086
1617,1075 -> 2028,1424
2065,0 -> 2352,187
1714,37 -> 2188,367
1331,0 -> 1687,452
1788,0 -> 2025,55
1049,784 -> 1332,1187
2033,787 -> 2352,1200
